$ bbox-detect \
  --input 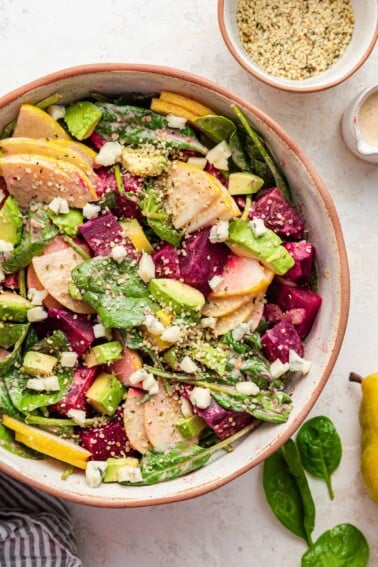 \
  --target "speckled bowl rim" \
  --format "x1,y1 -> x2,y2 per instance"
218,0 -> 378,93
0,63 -> 350,507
